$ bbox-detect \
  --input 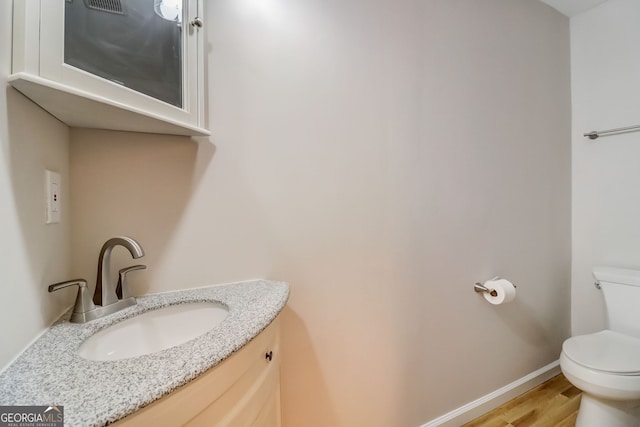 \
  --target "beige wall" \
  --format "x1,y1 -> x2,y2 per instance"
0,2 -> 71,369
68,0 -> 571,425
